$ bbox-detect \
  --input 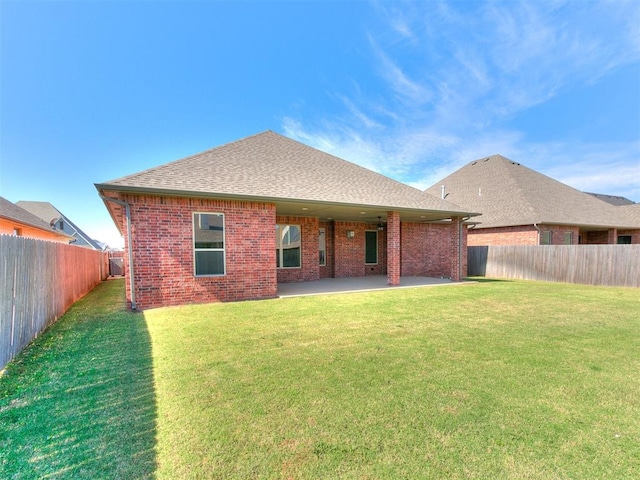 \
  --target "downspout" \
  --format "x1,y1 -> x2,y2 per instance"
99,194 -> 136,310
